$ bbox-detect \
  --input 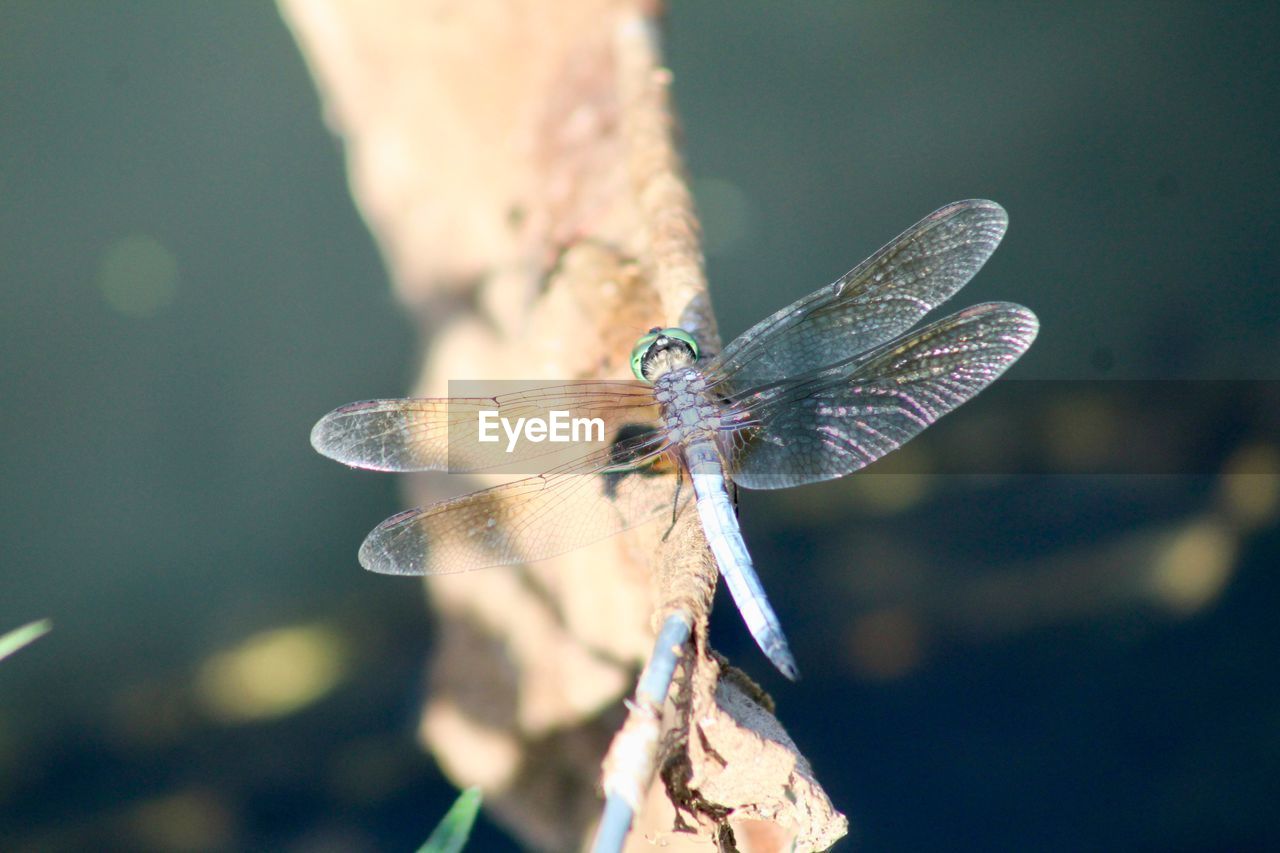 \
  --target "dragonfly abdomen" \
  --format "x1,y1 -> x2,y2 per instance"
685,440 -> 799,680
